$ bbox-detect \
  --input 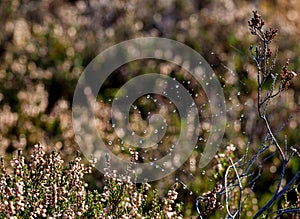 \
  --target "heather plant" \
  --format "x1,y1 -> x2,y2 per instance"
195,11 -> 300,219
0,144 -> 183,218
